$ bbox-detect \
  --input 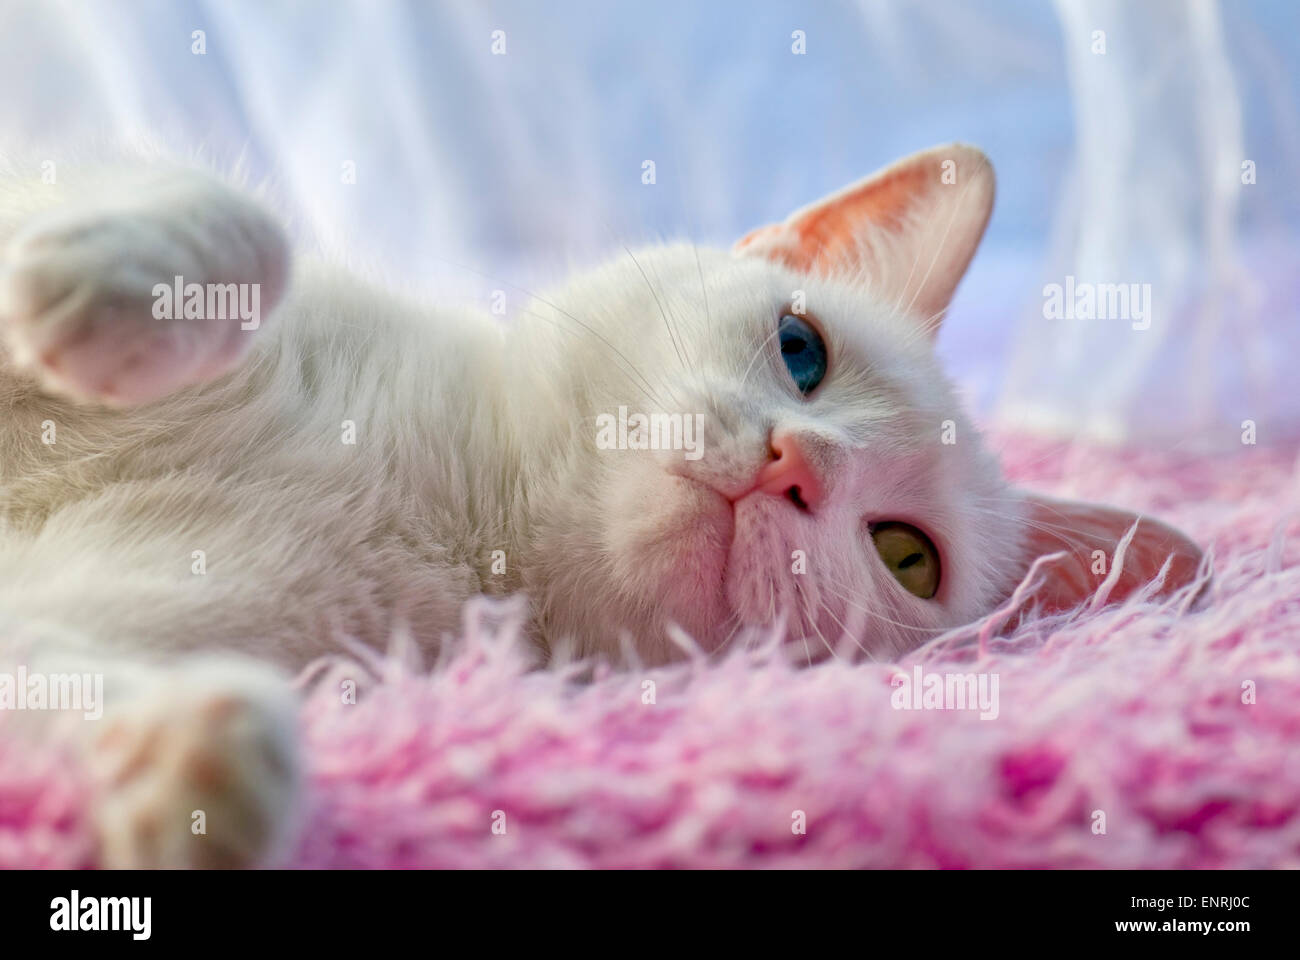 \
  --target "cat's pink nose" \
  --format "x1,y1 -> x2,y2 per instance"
755,432 -> 821,511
